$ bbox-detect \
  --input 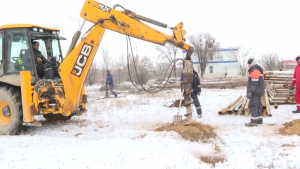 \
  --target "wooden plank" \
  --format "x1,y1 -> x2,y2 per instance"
274,103 -> 278,109
262,108 -> 267,117
218,96 -> 243,114
234,97 -> 246,111
261,95 -> 266,107
228,96 -> 243,113
264,80 -> 291,84
237,107 -> 244,115
269,100 -> 287,104
264,72 -> 294,76
264,78 -> 292,81
237,98 -> 248,115
244,99 -> 250,116
265,89 -> 272,116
